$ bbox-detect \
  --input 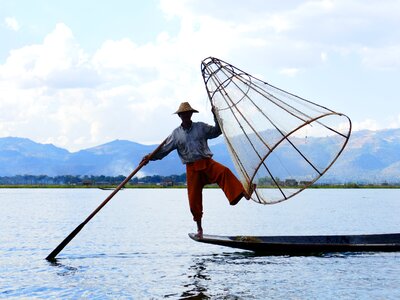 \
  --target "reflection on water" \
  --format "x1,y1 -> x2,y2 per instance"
178,252 -> 294,299
179,257 -> 211,299
48,260 -> 79,277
